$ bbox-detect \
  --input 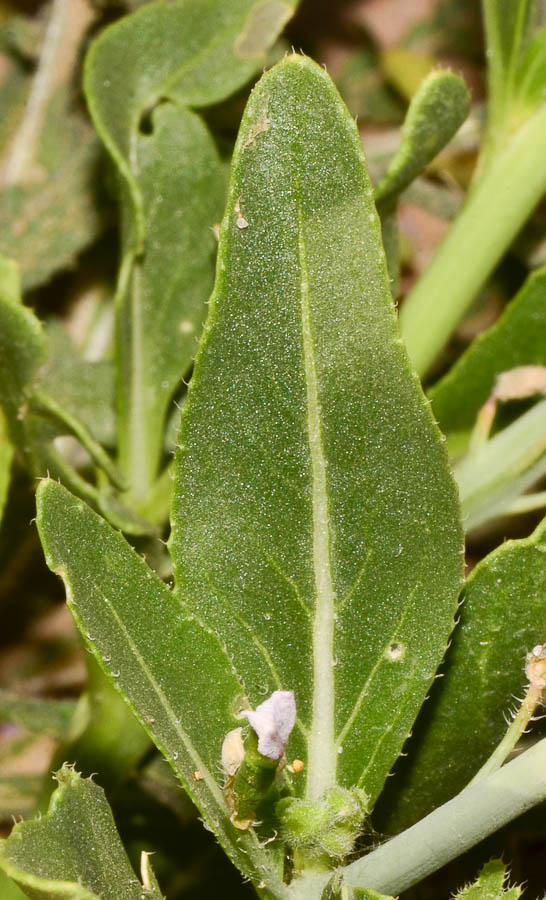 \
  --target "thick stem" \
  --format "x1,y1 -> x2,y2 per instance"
342,734 -> 546,896
399,102 -> 546,376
